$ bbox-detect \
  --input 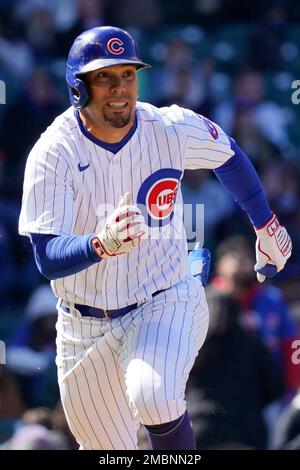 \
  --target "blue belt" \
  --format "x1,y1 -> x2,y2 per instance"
61,289 -> 165,320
